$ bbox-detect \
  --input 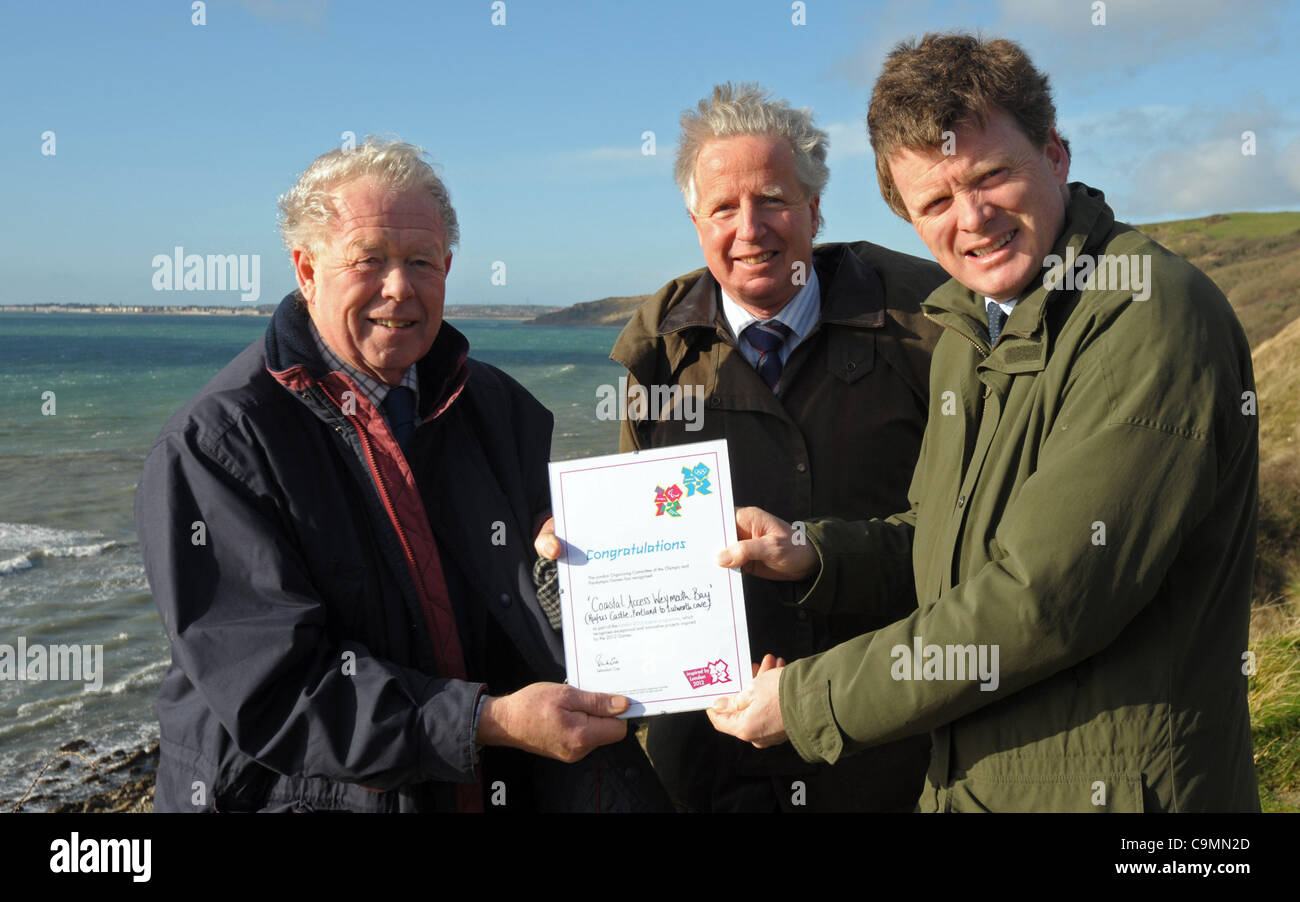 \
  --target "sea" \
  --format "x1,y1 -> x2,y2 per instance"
0,312 -> 627,809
